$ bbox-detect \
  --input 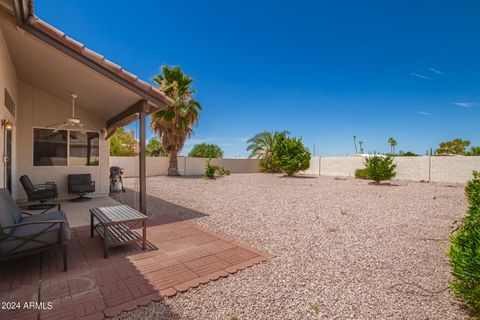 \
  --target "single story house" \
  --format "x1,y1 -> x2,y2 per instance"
0,0 -> 172,213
